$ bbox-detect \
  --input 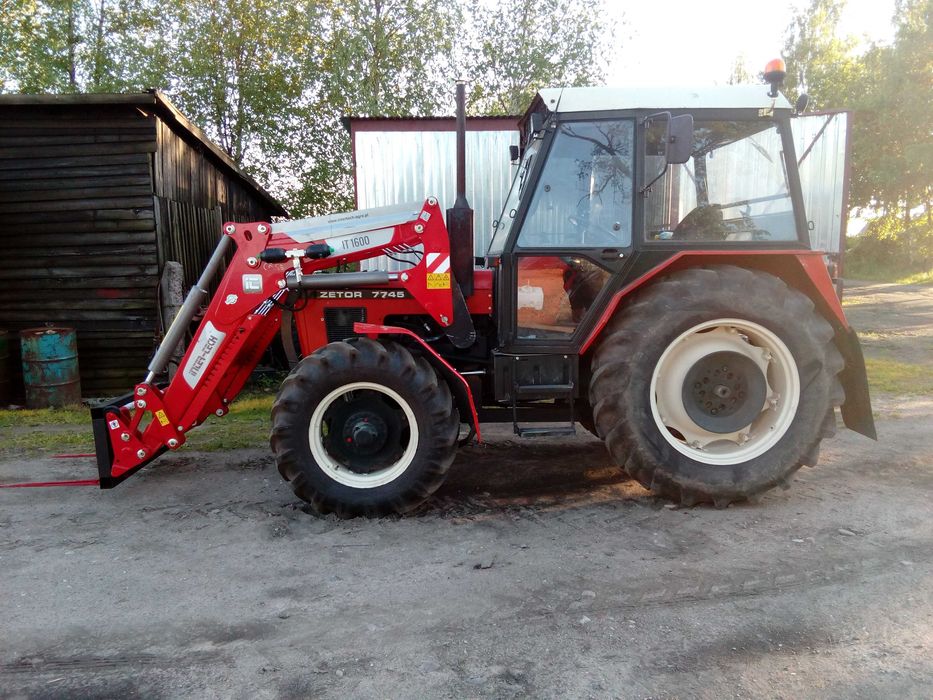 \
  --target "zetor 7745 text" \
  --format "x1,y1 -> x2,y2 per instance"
91,69 -> 875,516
